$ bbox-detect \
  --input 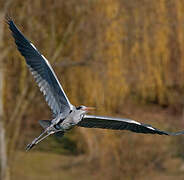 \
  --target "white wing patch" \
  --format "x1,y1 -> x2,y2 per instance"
129,120 -> 141,125
41,54 -> 73,109
30,43 -> 37,50
128,119 -> 155,130
147,126 -> 155,130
